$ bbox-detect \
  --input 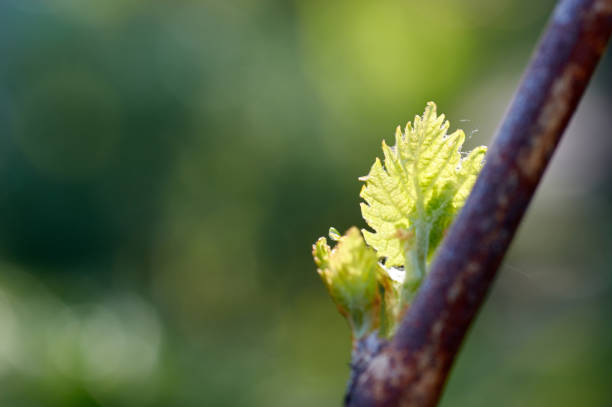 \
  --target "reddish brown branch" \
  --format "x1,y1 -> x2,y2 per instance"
346,0 -> 612,406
